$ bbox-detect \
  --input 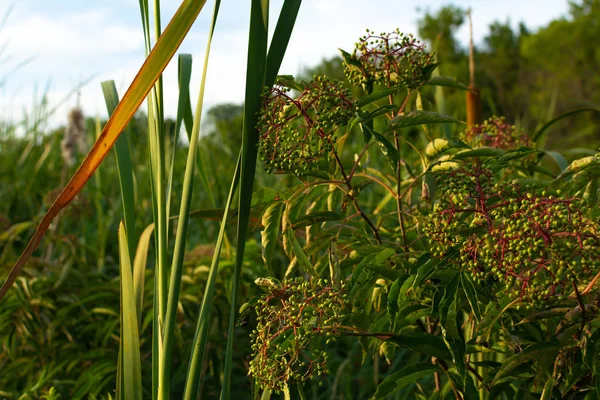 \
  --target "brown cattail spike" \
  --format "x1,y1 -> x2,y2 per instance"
466,9 -> 482,127
61,107 -> 87,167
